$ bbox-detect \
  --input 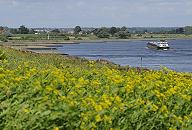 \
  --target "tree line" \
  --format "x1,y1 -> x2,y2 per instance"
1,25 -> 192,37
92,26 -> 131,39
